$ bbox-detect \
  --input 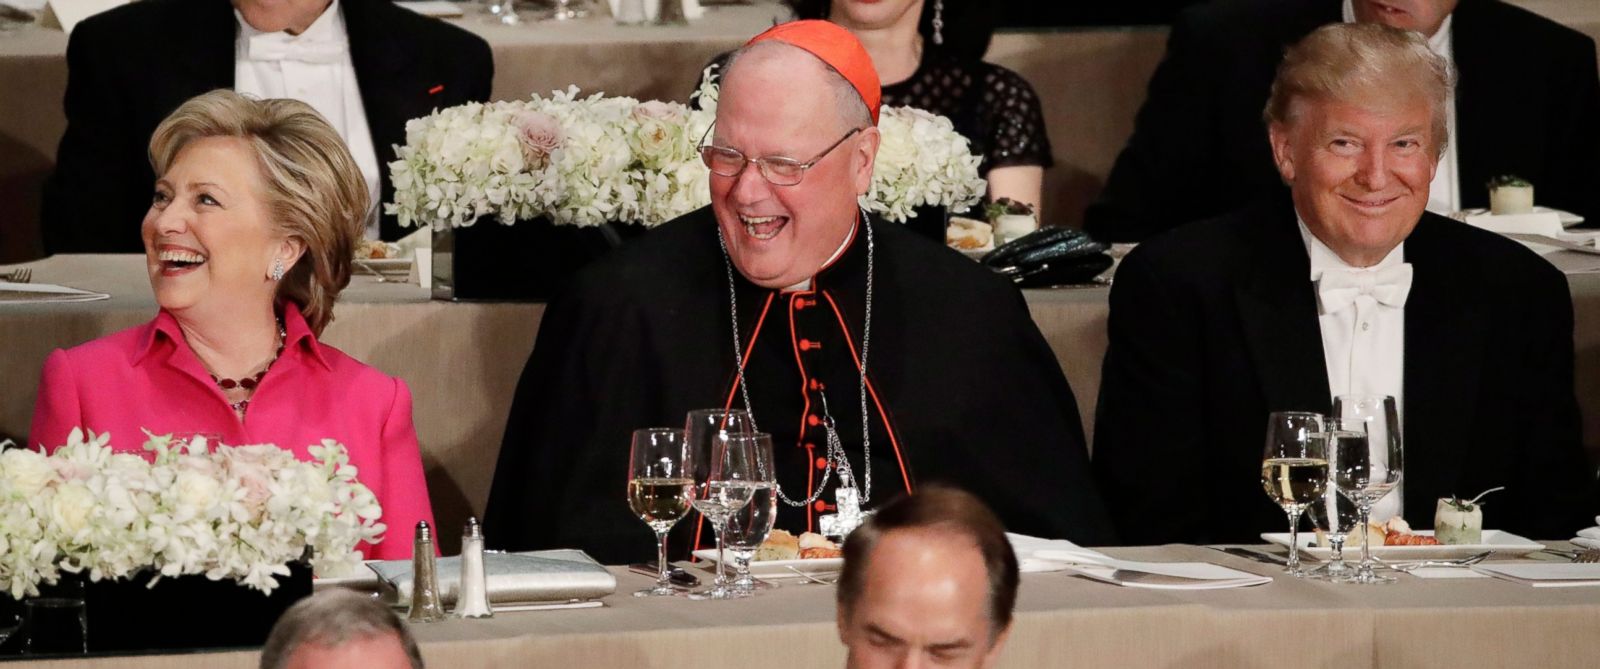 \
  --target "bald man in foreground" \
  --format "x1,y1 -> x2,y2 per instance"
837,486 -> 1020,669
